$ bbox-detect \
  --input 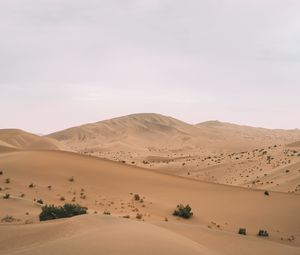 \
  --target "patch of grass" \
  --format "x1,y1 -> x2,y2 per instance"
39,203 -> 87,221
173,204 -> 193,219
